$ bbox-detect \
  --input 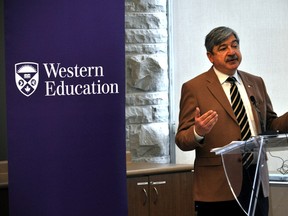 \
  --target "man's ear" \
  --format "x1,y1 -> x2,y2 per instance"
207,52 -> 214,63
